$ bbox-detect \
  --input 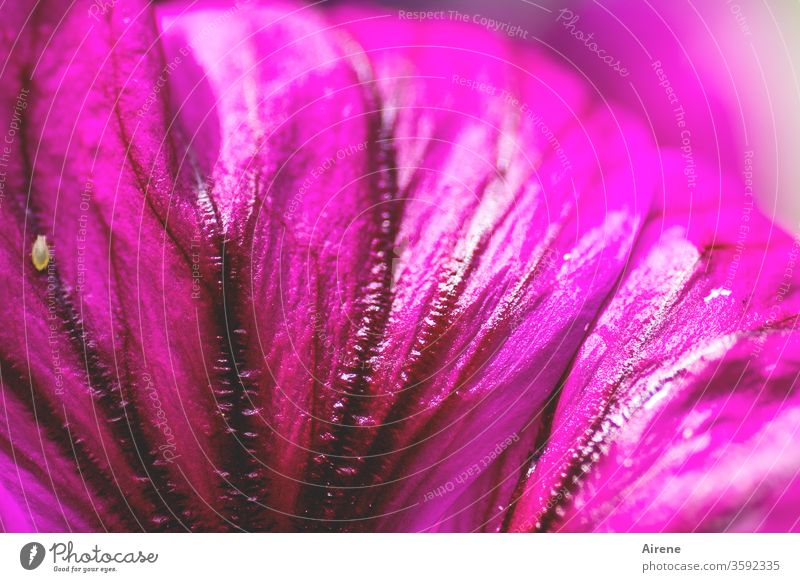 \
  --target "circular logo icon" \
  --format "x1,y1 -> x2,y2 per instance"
20,542 -> 46,570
